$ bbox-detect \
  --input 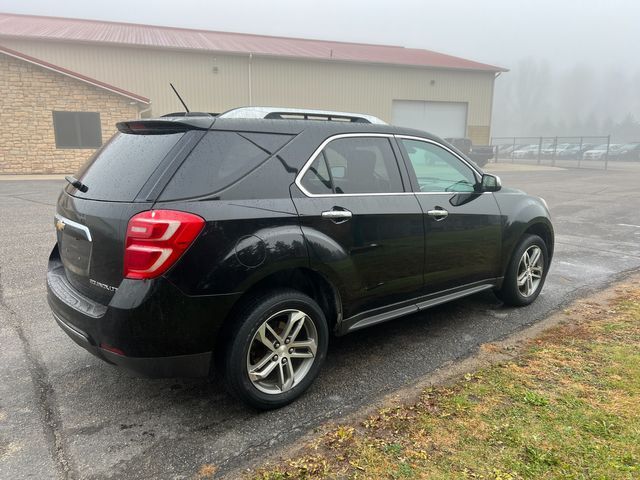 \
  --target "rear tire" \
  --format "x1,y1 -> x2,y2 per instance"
497,234 -> 548,307
221,289 -> 328,410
